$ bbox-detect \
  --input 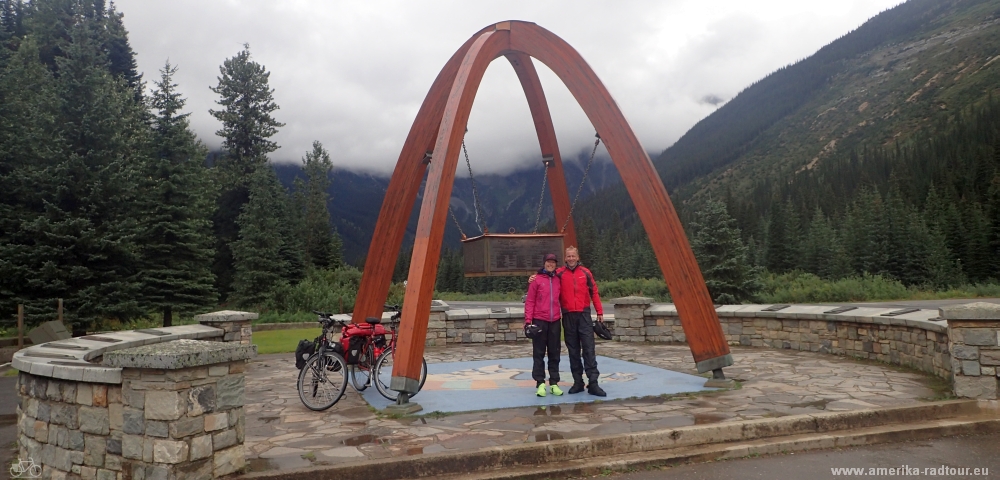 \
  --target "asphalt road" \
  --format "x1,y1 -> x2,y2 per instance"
589,434 -> 999,480
445,298 -> 1000,316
